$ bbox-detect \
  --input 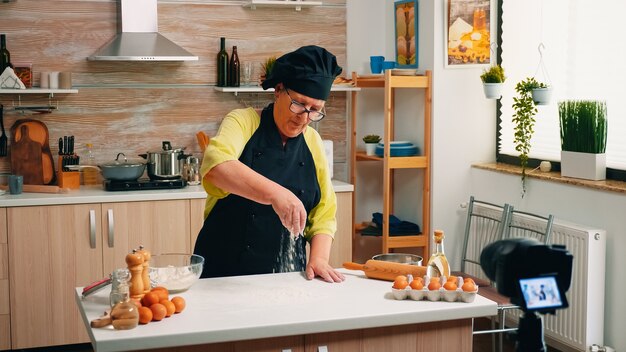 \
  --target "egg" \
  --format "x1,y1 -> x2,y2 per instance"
410,278 -> 424,290
443,281 -> 458,291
